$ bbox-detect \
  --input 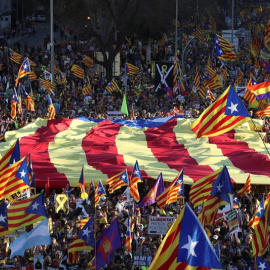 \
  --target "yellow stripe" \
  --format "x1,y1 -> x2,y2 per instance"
116,125 -> 193,183
176,118 -> 262,184
48,119 -> 106,186
252,86 -> 270,95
